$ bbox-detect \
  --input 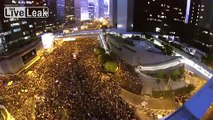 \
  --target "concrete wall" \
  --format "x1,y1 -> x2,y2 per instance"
0,41 -> 44,74
121,46 -> 137,65
142,63 -> 184,74
106,36 -> 137,65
